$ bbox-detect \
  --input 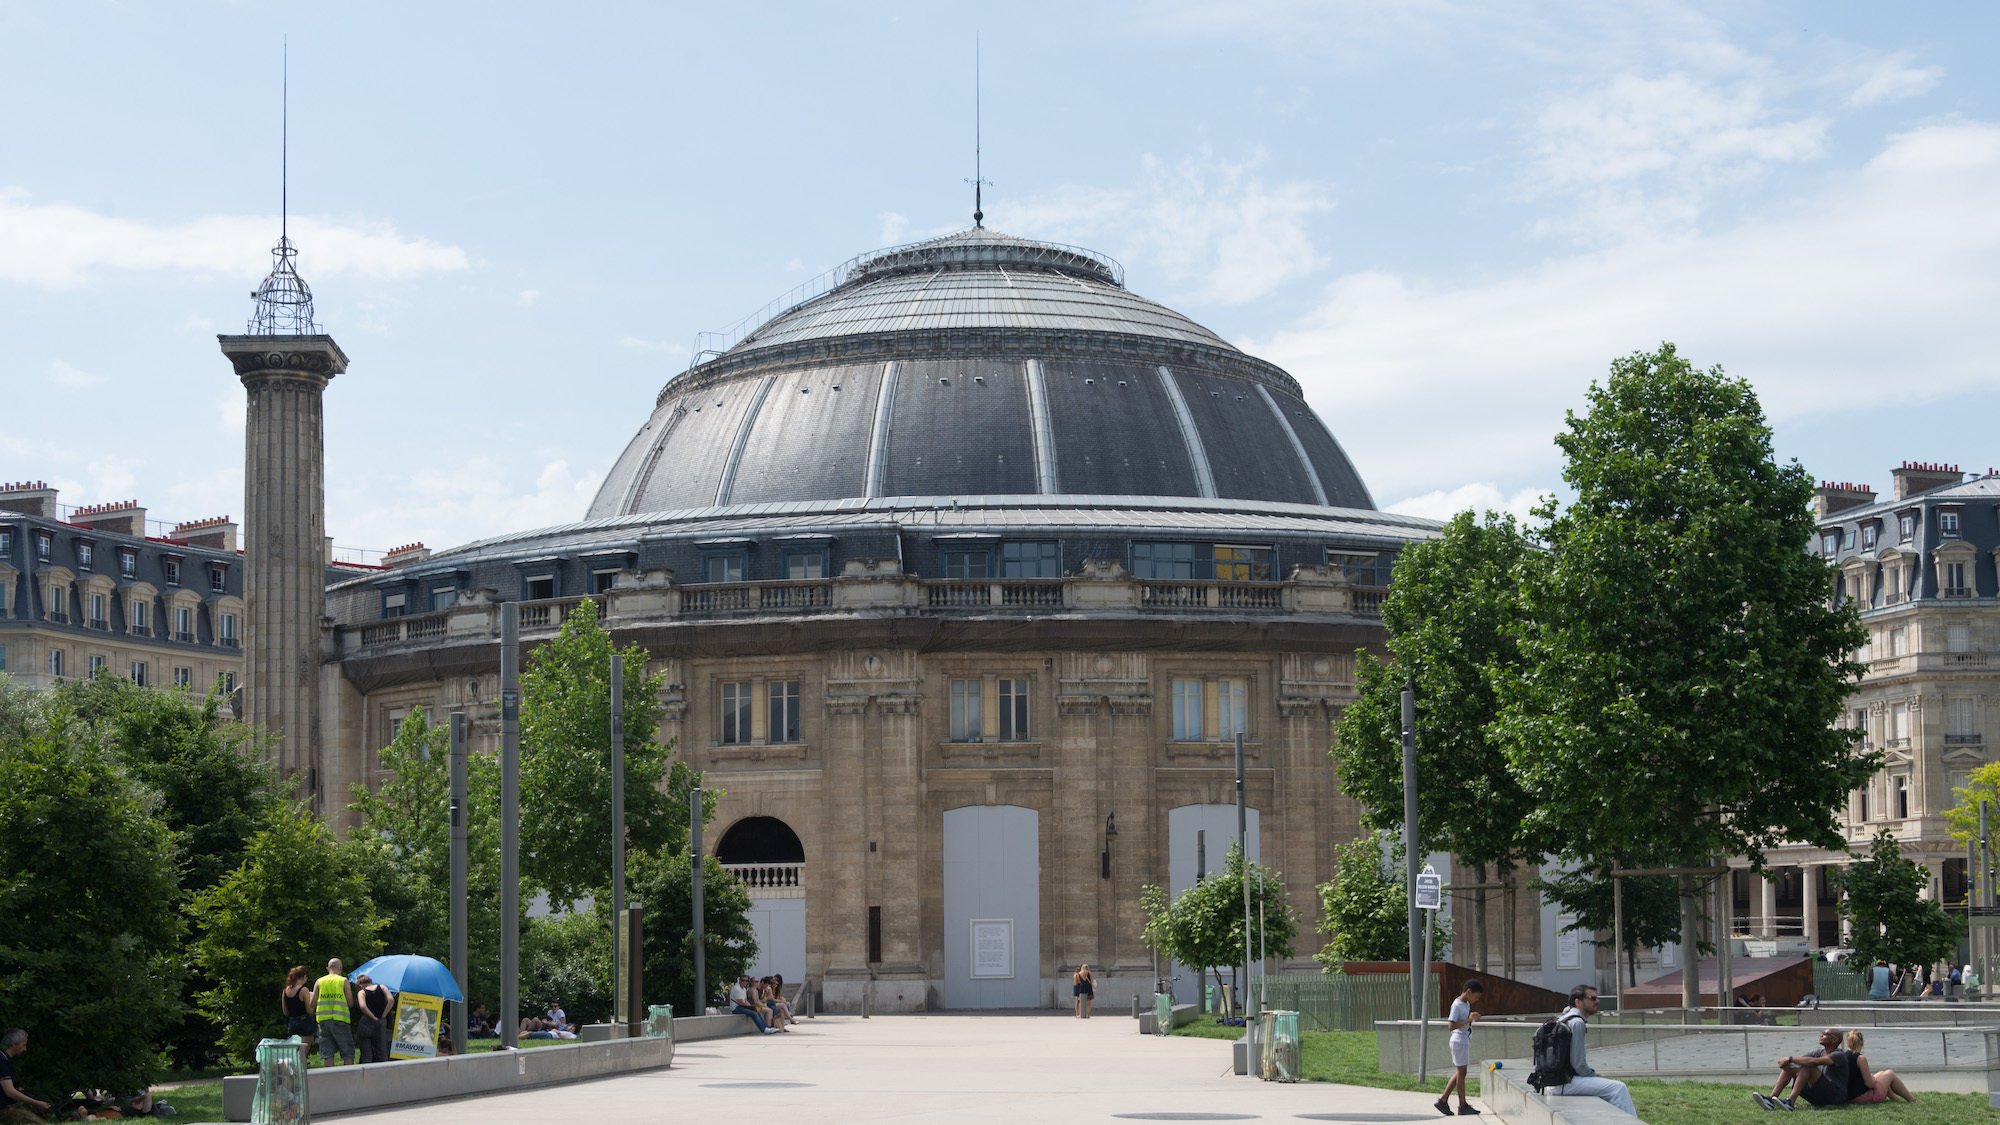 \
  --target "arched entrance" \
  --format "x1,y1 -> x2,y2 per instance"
942,805 -> 1040,1008
1166,804 -> 1261,1006
716,815 -> 806,981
